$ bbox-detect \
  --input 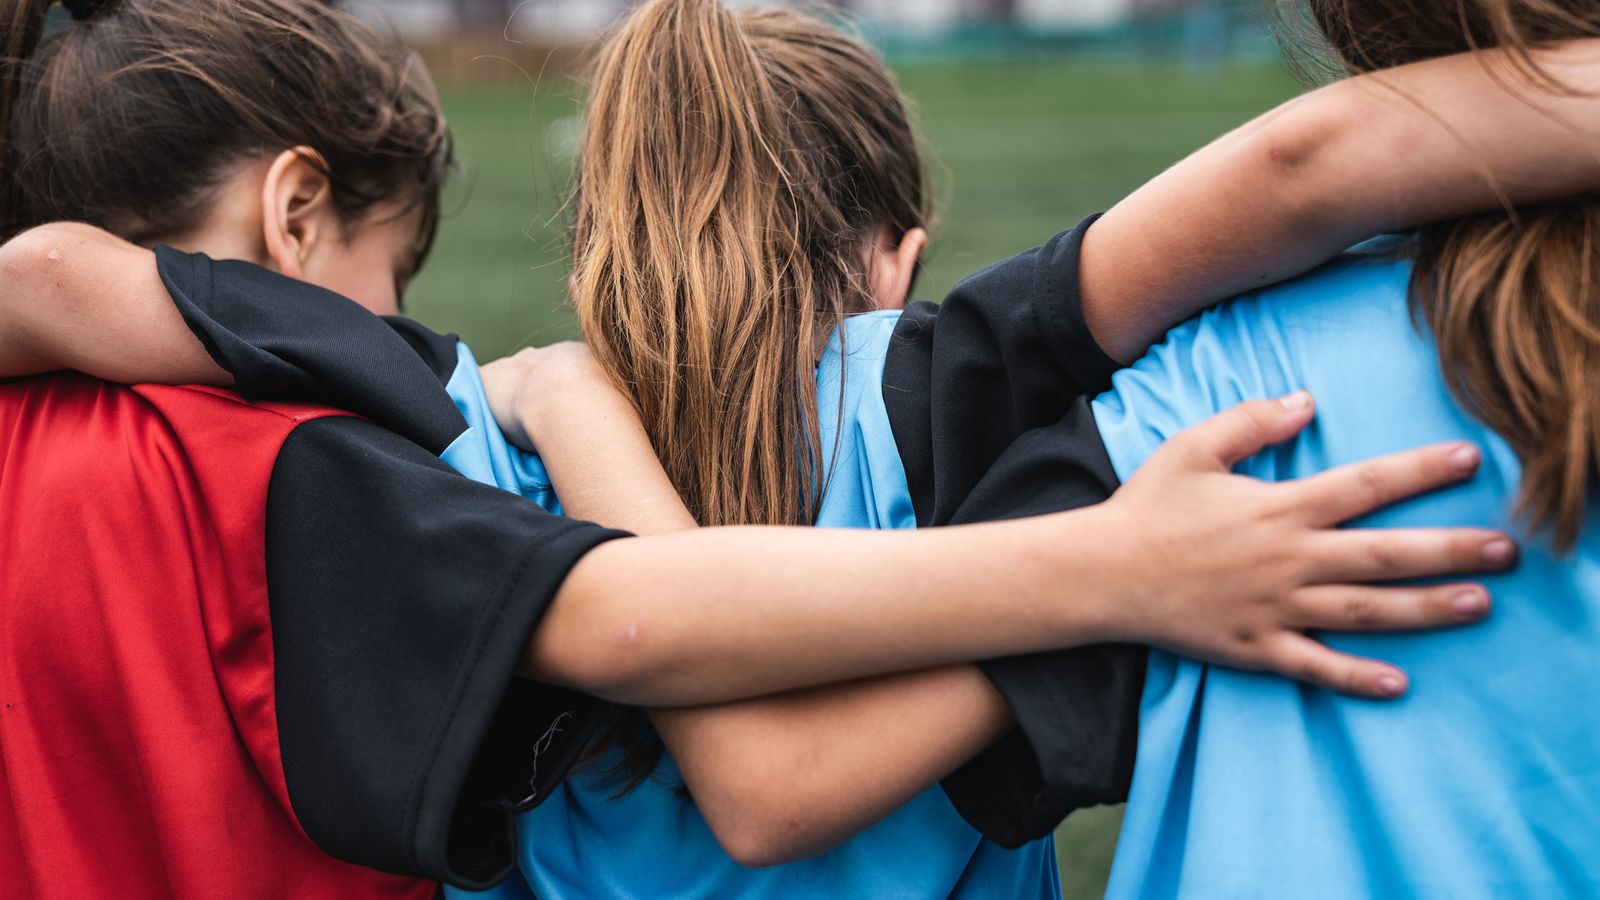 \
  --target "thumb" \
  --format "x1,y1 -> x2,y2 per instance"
1176,392 -> 1315,470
